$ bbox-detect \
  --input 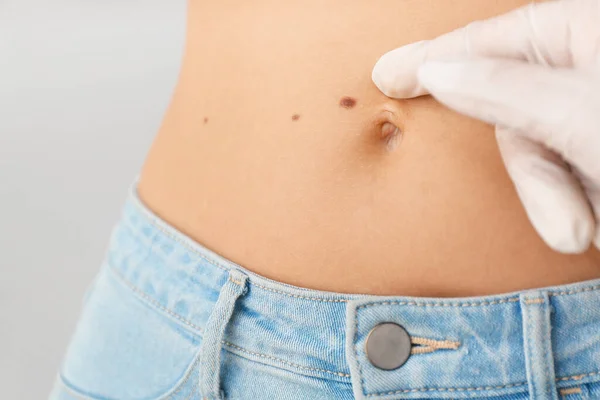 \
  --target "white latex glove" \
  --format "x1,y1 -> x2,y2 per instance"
372,0 -> 600,253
